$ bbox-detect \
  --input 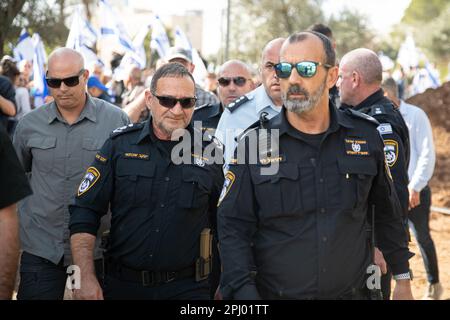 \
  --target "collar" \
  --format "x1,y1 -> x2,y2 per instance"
271,100 -> 353,139
353,88 -> 388,111
47,94 -> 97,124
252,85 -> 280,115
